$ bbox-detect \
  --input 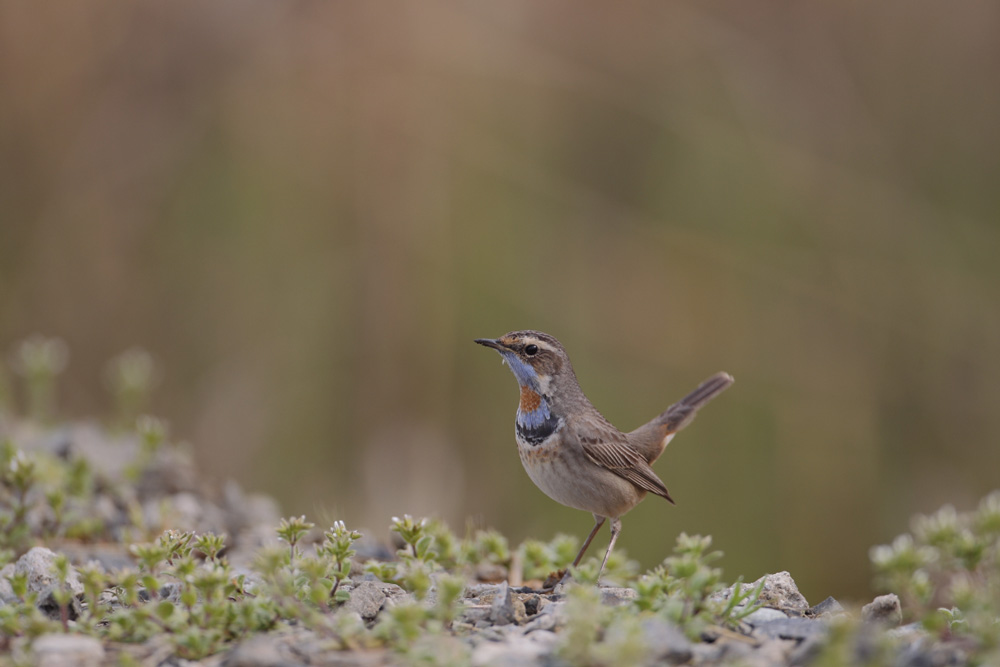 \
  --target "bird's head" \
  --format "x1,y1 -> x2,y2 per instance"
474,330 -> 569,395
